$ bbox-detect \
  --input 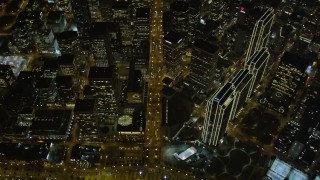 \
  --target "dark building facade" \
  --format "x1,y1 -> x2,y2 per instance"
189,39 -> 219,91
